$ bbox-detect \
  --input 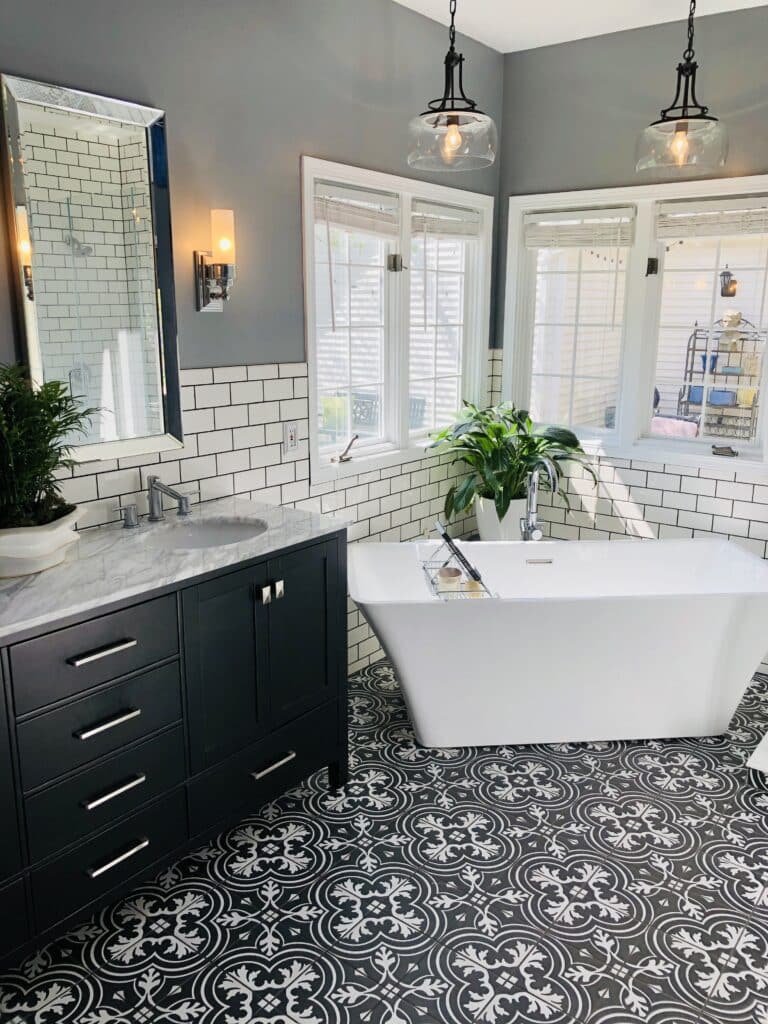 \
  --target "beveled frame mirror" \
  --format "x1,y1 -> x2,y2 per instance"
1,74 -> 182,460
